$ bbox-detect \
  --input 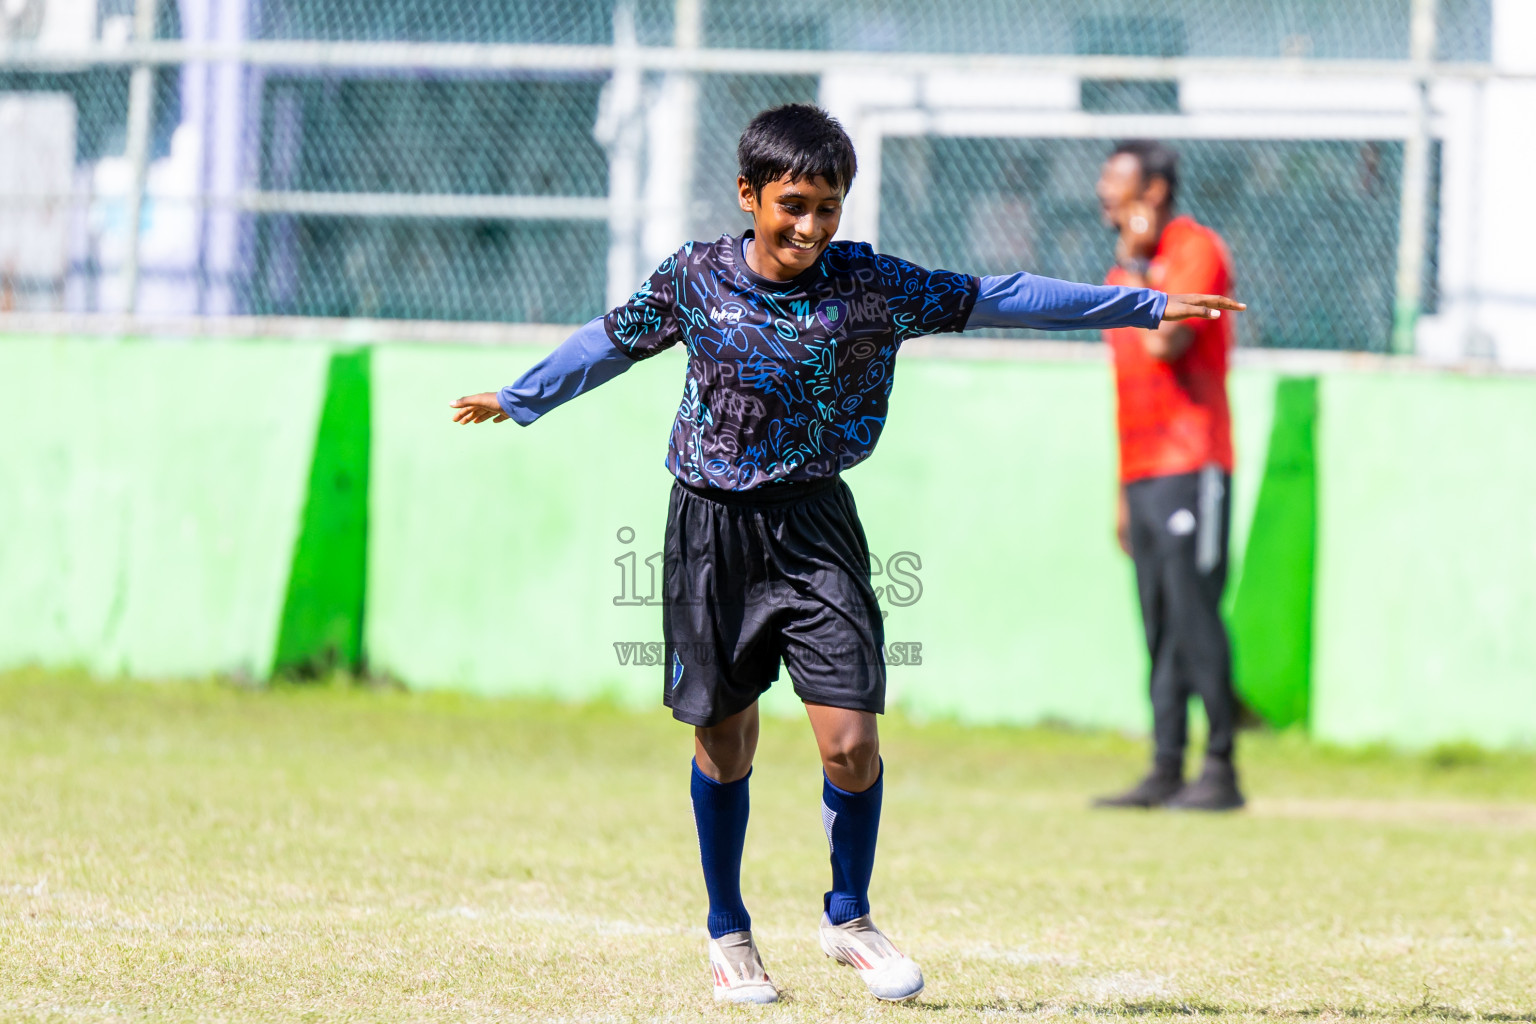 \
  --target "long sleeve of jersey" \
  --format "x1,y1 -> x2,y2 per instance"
966,272 -> 1167,331
495,317 -> 636,426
